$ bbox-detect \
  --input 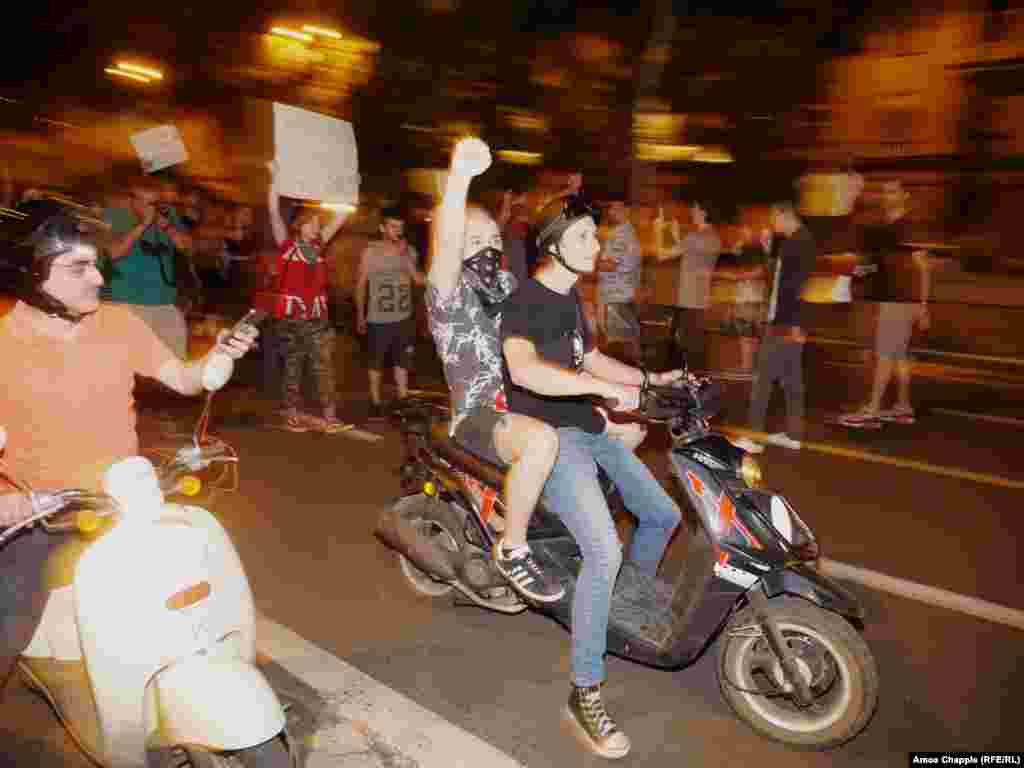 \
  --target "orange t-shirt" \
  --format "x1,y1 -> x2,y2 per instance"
0,303 -> 174,492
